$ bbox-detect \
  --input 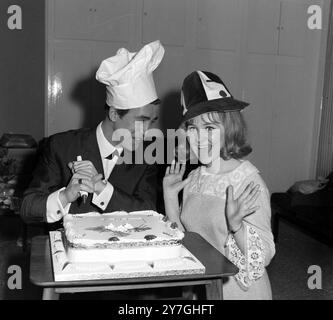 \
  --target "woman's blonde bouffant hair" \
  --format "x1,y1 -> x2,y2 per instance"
177,110 -> 252,162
